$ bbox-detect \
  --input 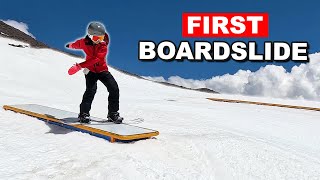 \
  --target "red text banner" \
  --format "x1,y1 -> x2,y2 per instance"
182,13 -> 269,38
